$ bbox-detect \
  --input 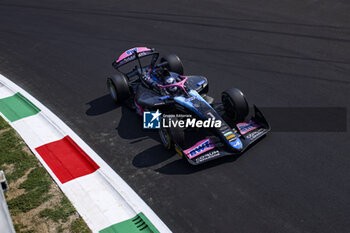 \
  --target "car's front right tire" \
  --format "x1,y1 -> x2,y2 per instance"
160,54 -> 184,75
221,88 -> 249,122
